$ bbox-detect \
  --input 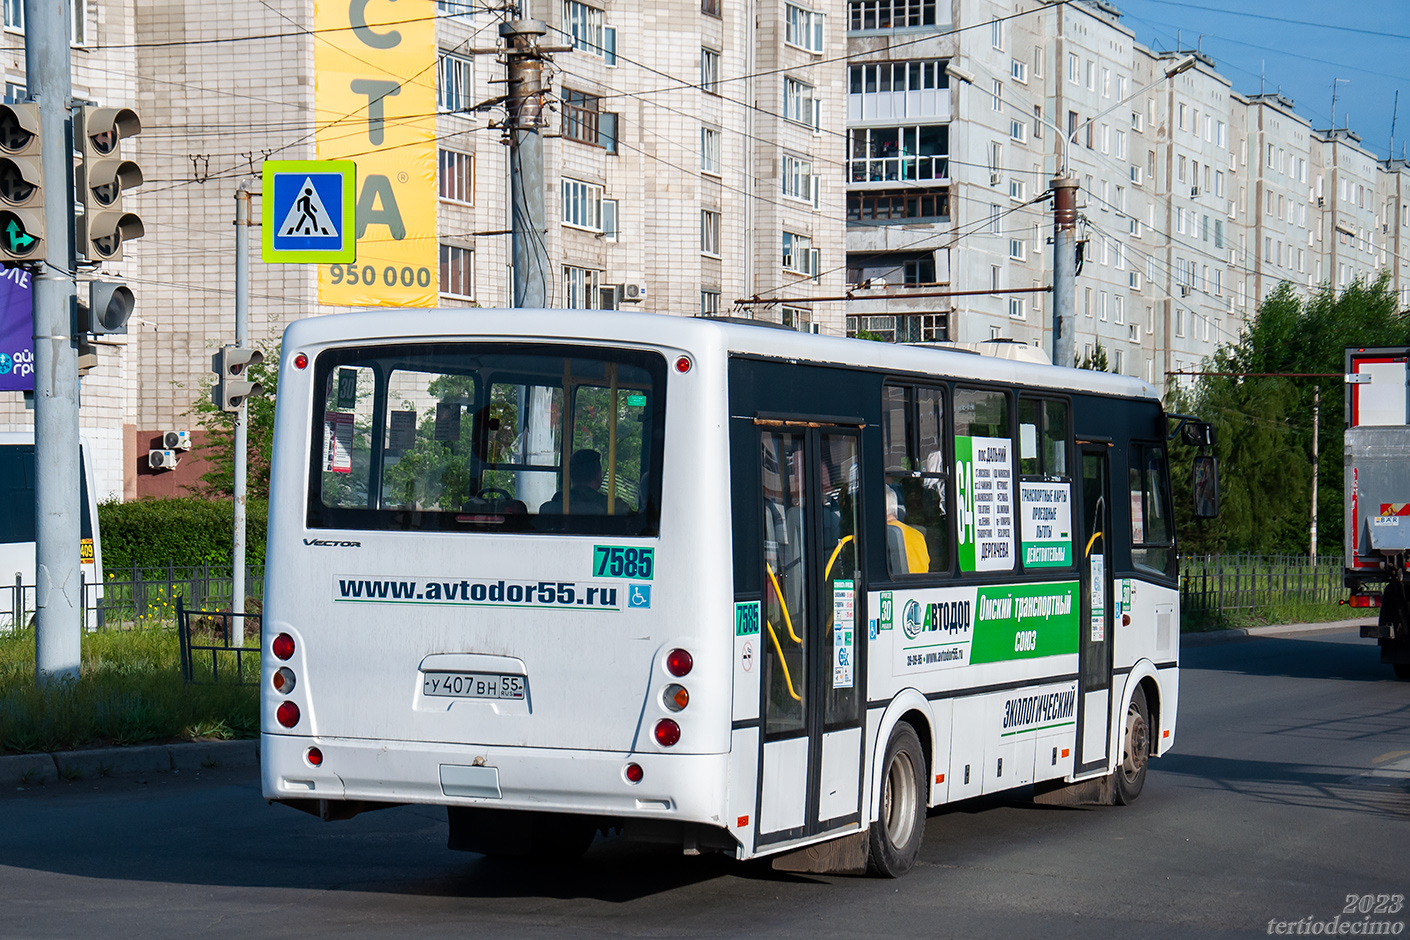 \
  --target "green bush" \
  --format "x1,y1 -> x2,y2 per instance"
98,497 -> 268,571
